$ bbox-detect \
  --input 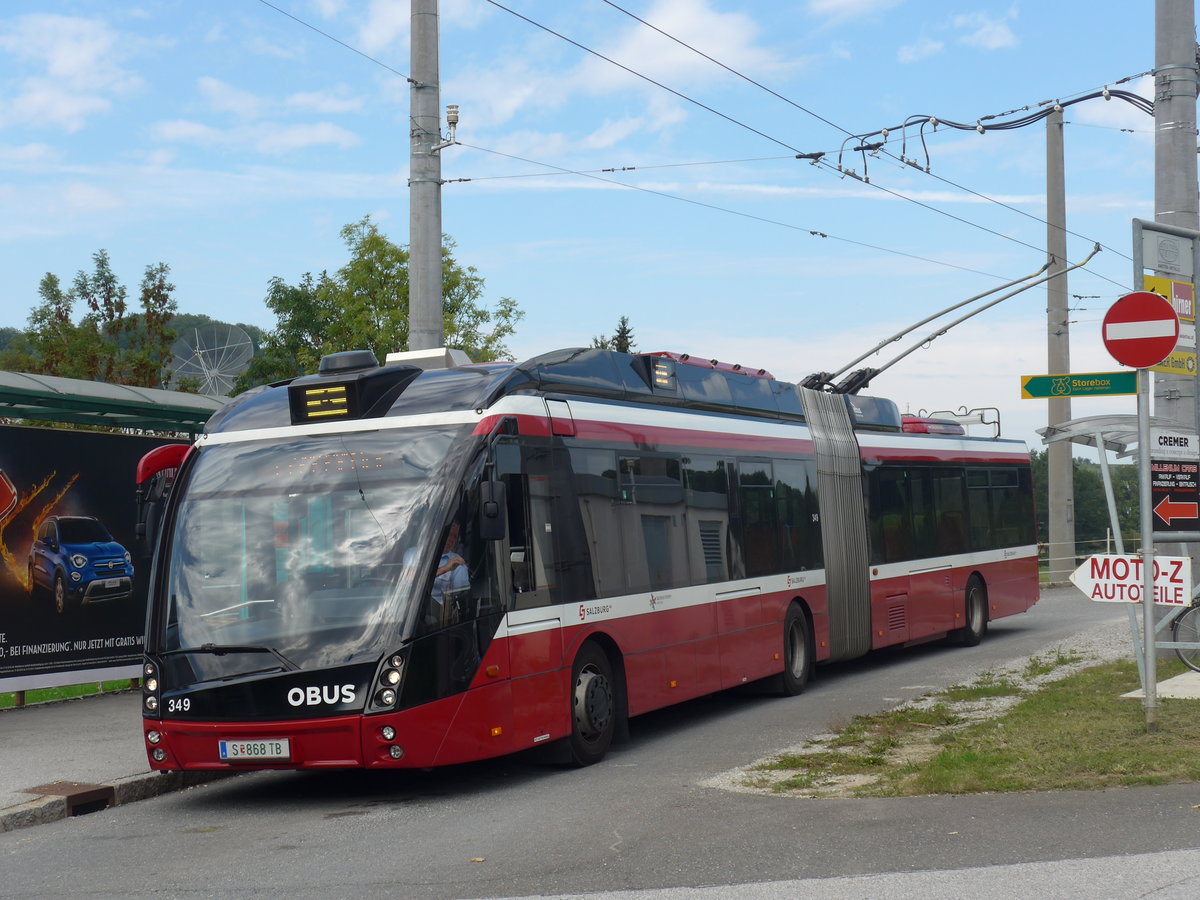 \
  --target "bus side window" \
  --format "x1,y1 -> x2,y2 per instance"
873,468 -> 911,563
